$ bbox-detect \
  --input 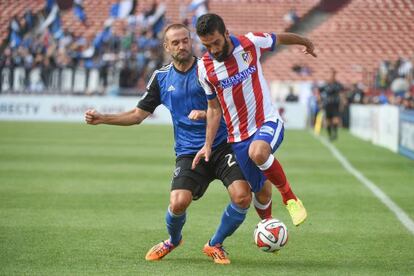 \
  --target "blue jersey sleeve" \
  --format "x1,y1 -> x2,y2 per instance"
137,71 -> 161,113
